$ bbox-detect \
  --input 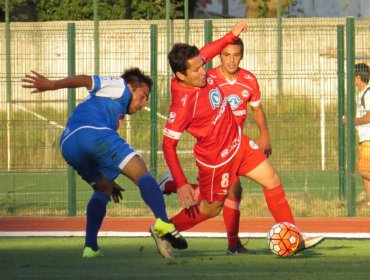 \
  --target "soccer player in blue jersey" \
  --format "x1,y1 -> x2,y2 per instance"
22,68 -> 186,258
